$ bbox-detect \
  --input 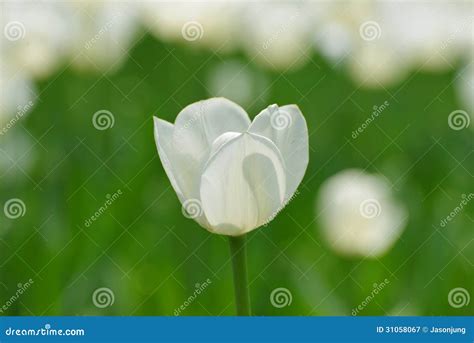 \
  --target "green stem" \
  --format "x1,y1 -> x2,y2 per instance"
228,235 -> 251,316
